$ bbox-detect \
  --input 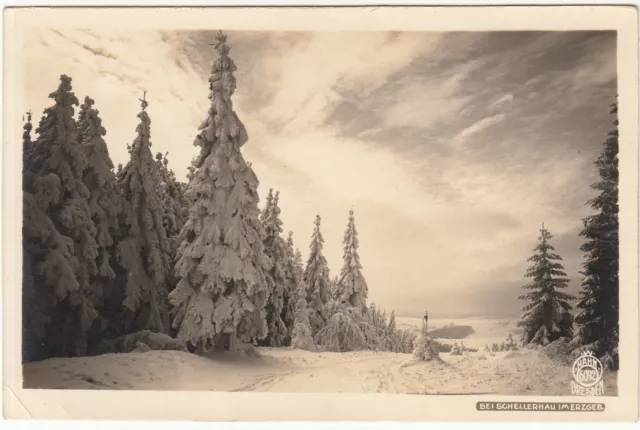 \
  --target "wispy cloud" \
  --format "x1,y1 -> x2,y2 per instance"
455,113 -> 506,140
